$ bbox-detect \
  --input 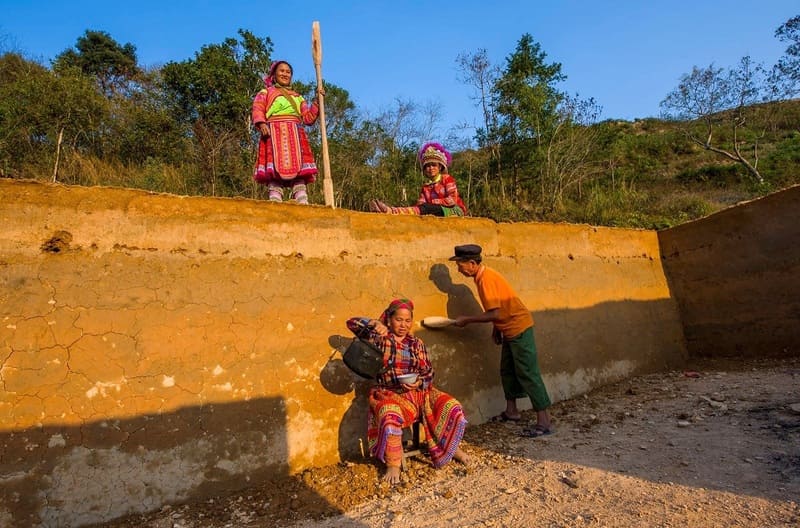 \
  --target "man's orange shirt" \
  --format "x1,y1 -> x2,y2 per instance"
474,264 -> 534,338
